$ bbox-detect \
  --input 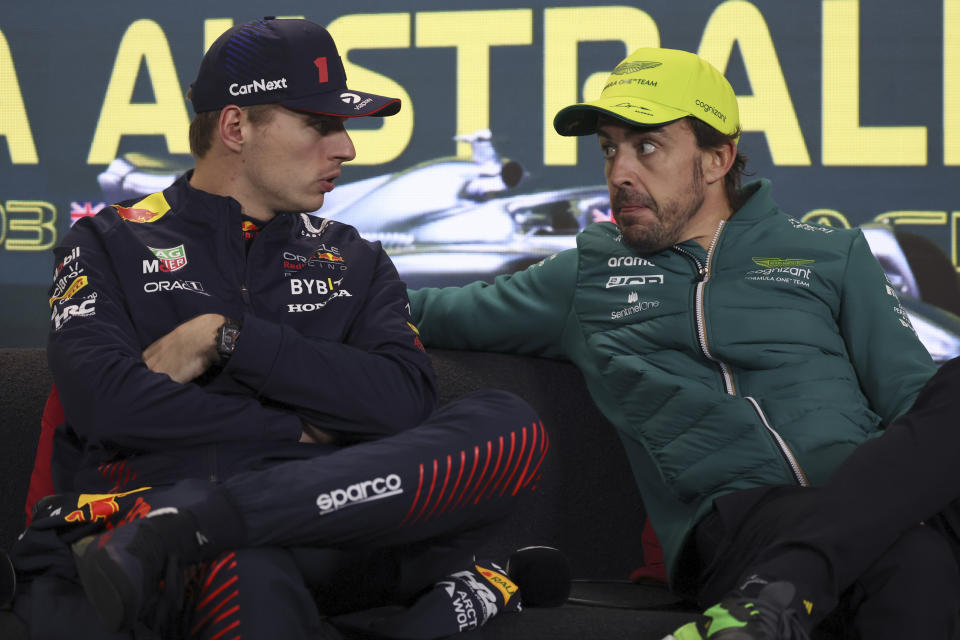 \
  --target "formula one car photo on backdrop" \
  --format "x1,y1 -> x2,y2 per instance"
94,130 -> 960,363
